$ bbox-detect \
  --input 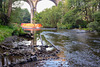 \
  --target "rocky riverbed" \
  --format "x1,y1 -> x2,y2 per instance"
1,29 -> 99,67
0,35 -> 60,67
